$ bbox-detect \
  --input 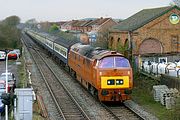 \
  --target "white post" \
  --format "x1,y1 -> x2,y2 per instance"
5,53 -> 9,120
